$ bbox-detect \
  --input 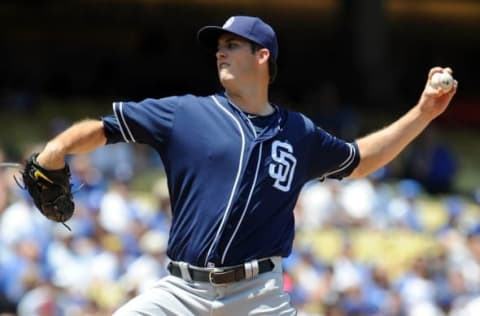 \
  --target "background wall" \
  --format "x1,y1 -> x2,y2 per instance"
1,0 -> 479,108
